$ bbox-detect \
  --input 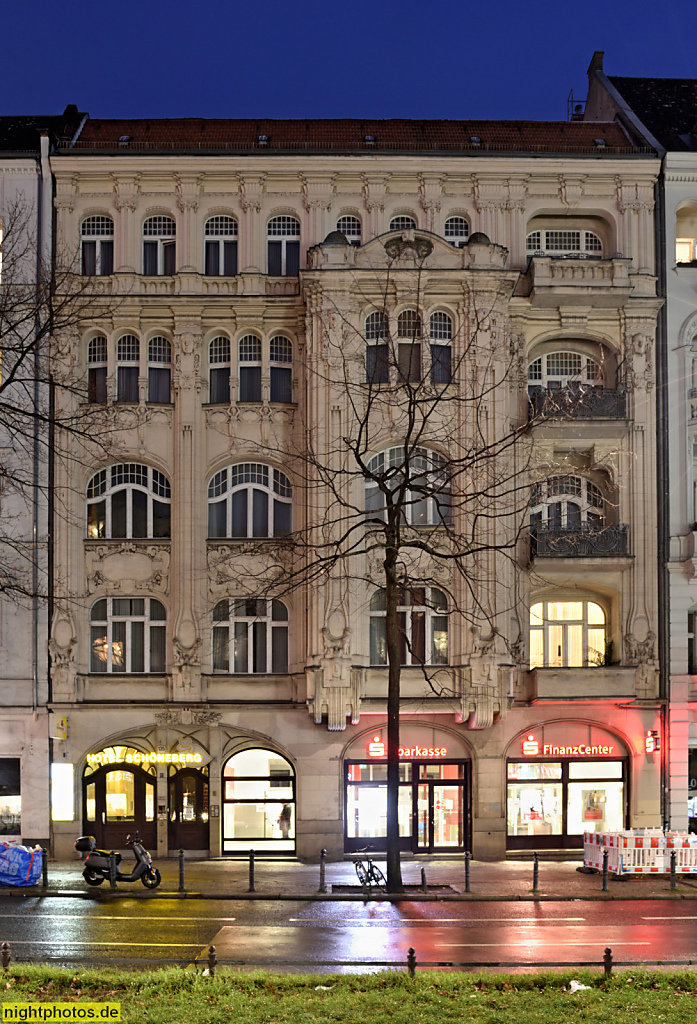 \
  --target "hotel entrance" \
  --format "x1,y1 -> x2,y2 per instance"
344,725 -> 471,854
82,746 -> 157,850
